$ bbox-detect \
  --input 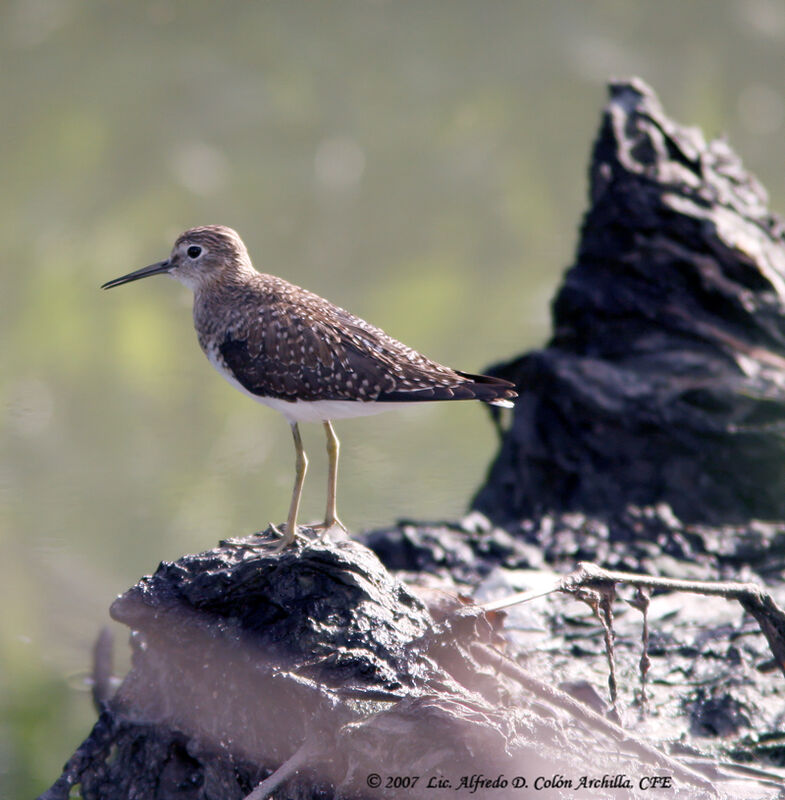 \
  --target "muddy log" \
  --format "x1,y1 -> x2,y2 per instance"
37,535 -> 722,800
